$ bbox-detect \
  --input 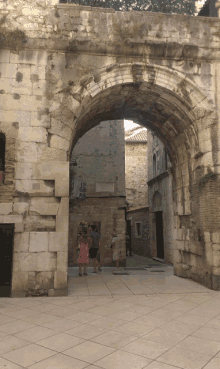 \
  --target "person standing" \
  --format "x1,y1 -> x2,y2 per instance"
111,232 -> 123,272
89,225 -> 101,273
77,228 -> 92,276
126,232 -> 132,256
